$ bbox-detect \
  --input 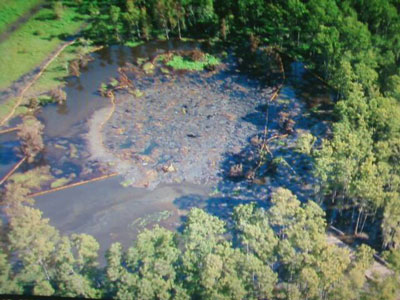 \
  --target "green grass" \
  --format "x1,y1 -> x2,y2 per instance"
50,177 -> 70,188
121,178 -> 135,187
9,166 -> 53,189
130,210 -> 173,229
28,41 -> 98,95
0,98 -> 19,121
0,97 -> 30,124
0,4 -> 87,90
0,0 -> 42,34
166,54 -> 221,71
124,40 -> 144,48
